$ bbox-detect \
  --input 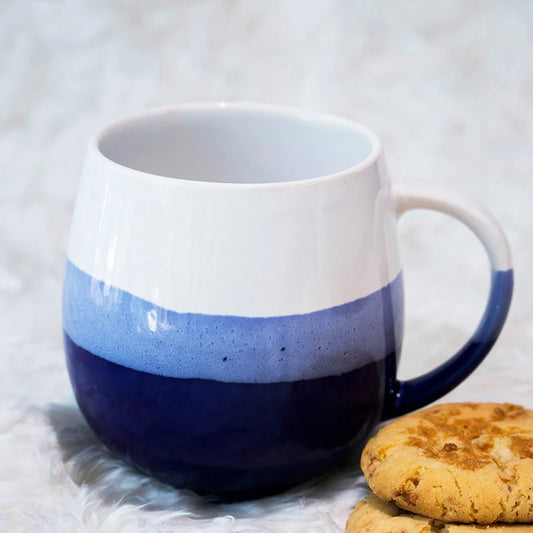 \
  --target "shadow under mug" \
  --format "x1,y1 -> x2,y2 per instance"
63,103 -> 513,499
